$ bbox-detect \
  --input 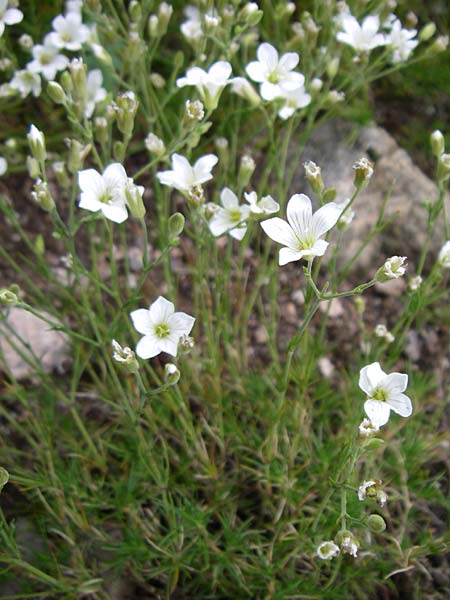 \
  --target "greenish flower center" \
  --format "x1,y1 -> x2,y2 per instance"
372,387 -> 388,402
267,70 -> 280,84
40,53 -> 52,65
99,191 -> 113,204
228,208 -> 242,223
155,323 -> 170,338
